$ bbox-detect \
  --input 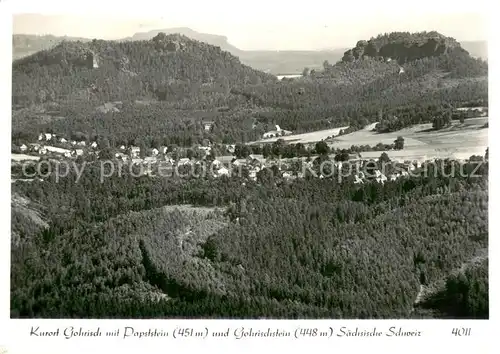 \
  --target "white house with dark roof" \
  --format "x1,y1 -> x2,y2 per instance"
130,146 -> 140,157
262,125 -> 292,139
72,149 -> 84,156
178,158 -> 191,165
